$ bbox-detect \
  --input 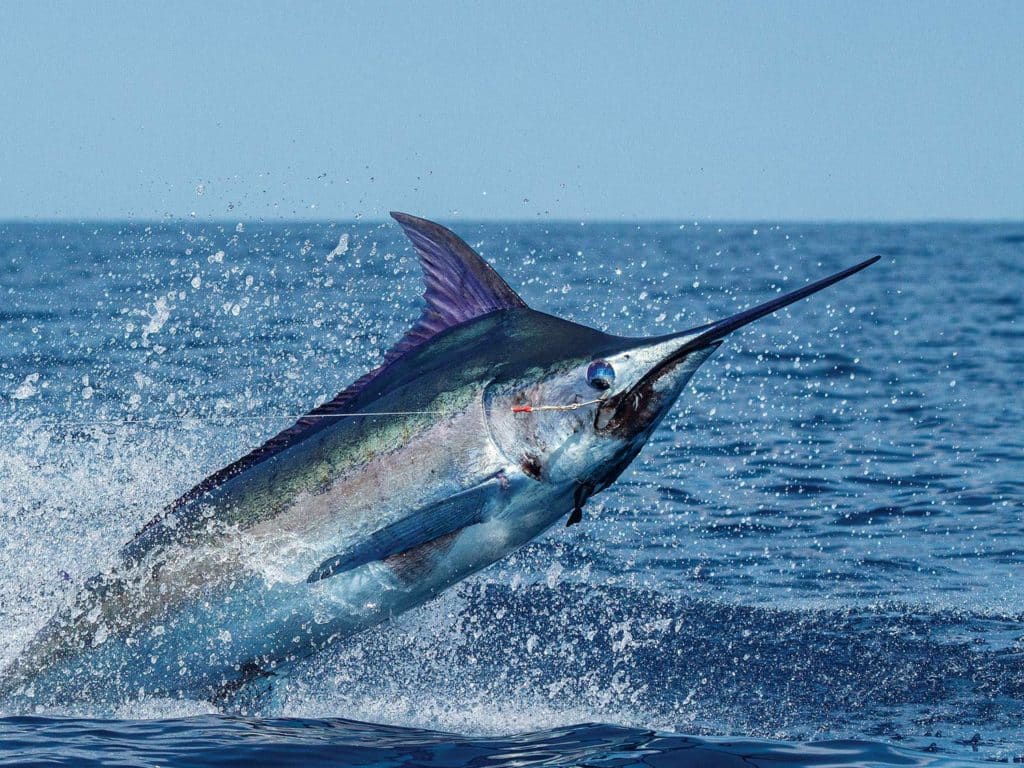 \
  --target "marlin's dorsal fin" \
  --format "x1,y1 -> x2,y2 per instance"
336,212 -> 526,396
390,211 -> 527,342
315,213 -> 525,404
316,213 -> 524,403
